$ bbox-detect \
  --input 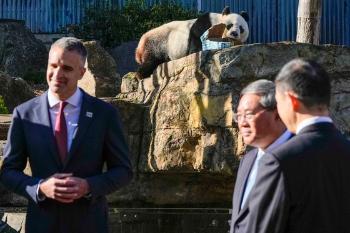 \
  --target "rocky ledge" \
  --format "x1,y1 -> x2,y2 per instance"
0,42 -> 350,208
